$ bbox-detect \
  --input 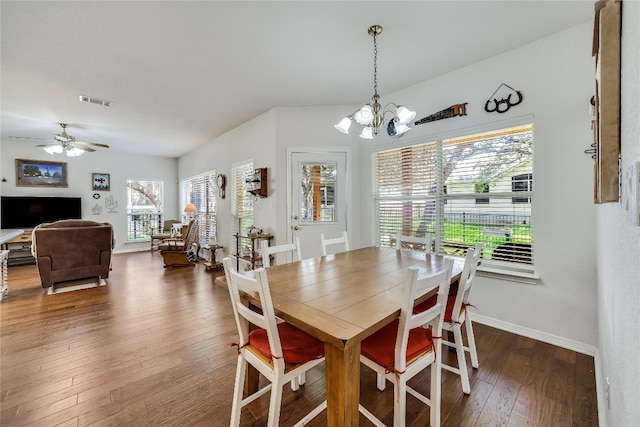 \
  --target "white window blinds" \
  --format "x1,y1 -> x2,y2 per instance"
183,171 -> 216,246
374,125 -> 533,269
231,161 -> 254,234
